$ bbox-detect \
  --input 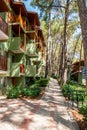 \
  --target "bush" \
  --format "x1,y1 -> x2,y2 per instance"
21,87 -> 41,98
29,88 -> 41,98
21,87 -> 30,96
30,83 -> 40,88
62,82 -> 86,102
26,77 -> 36,87
62,83 -> 70,97
35,78 -> 49,87
79,105 -> 87,128
6,77 -> 49,99
6,86 -> 20,99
